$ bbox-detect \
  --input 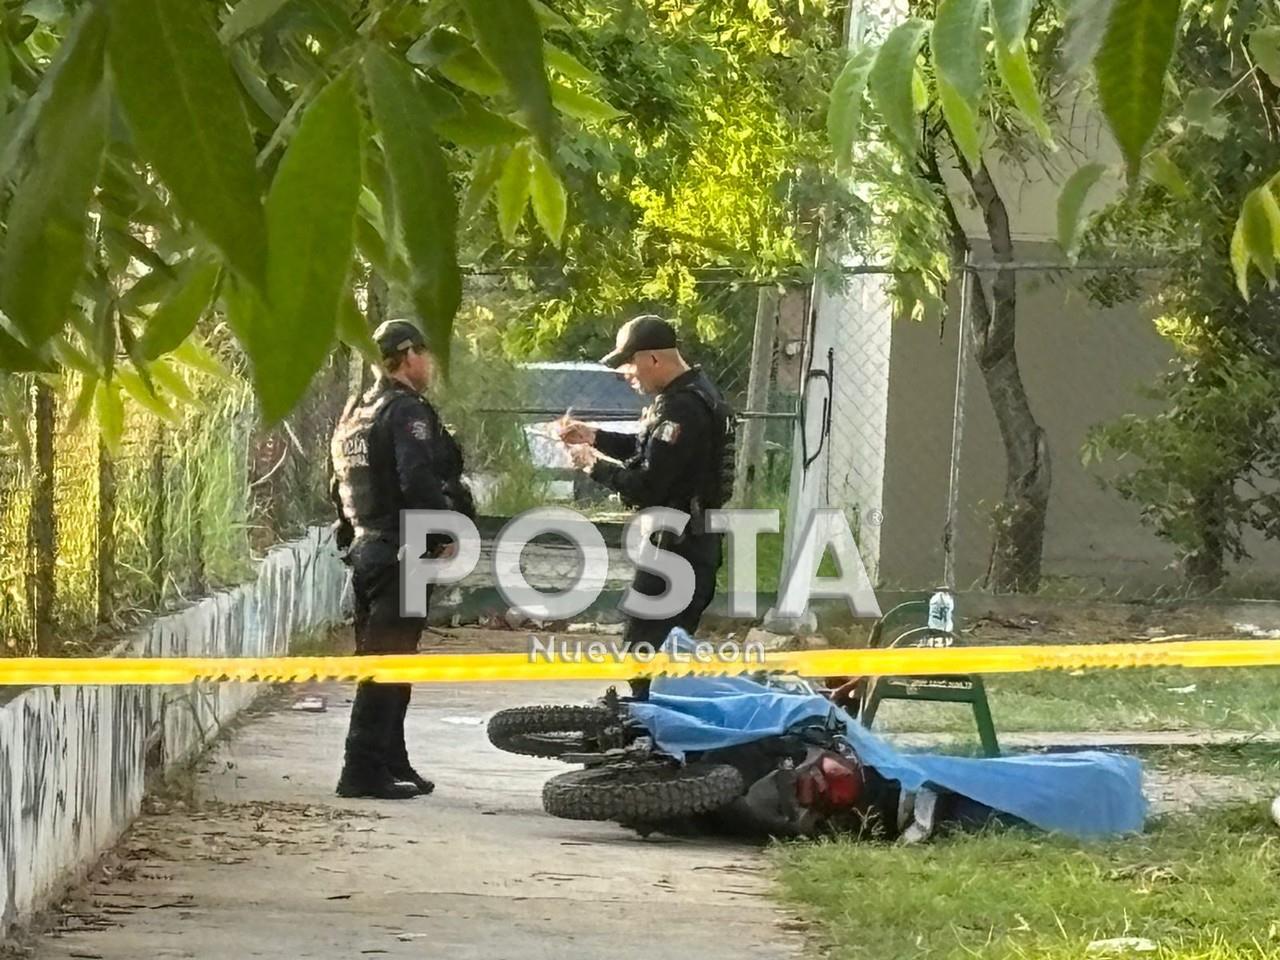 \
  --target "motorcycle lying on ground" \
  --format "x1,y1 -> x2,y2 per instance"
487,676 -> 995,842
486,648 -> 1148,844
